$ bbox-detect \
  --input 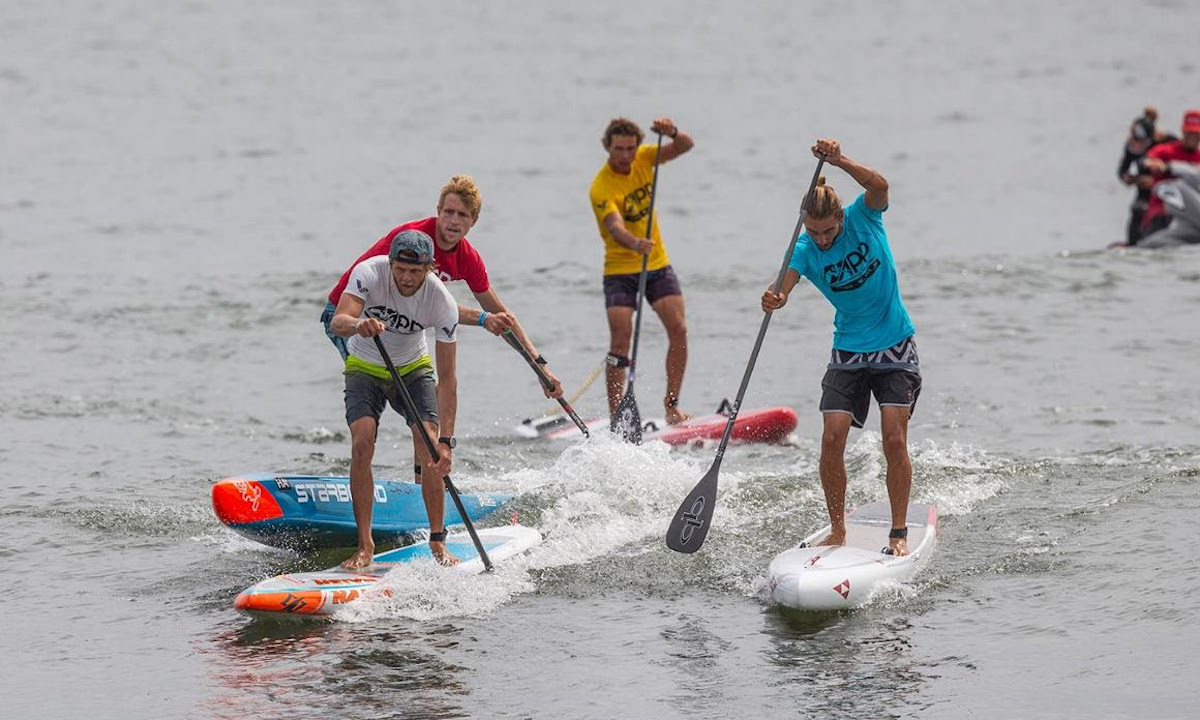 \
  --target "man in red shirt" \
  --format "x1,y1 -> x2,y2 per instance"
321,175 -> 564,481
1139,109 -> 1200,237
